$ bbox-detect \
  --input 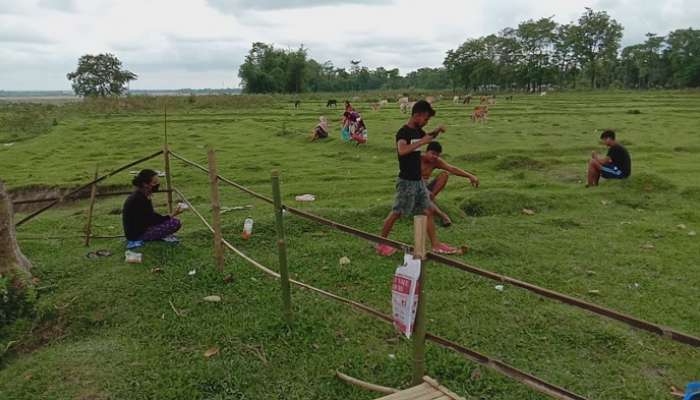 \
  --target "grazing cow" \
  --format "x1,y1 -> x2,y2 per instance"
540,91 -> 547,96
487,97 -> 496,105
326,99 -> 337,108
426,96 -> 436,104
379,99 -> 389,106
462,95 -> 472,105
453,96 -> 460,103
479,96 -> 487,104
293,100 -> 301,109
400,101 -> 415,114
370,102 -> 381,111
471,105 -> 488,123
398,96 -> 409,104
505,95 -> 513,101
